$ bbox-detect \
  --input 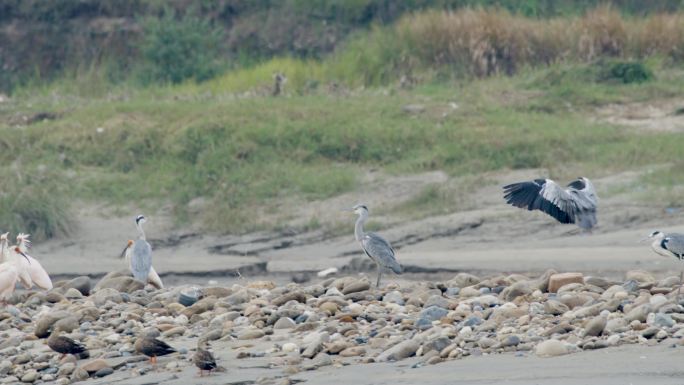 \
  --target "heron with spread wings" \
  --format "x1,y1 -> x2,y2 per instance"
503,177 -> 598,232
